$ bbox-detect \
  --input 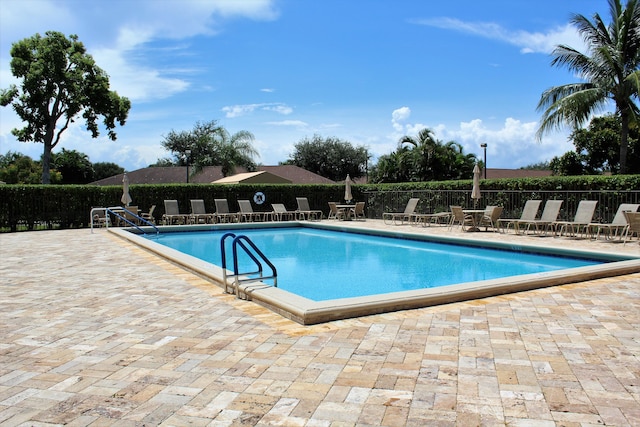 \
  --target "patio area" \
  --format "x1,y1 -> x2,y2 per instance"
1,222 -> 639,426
